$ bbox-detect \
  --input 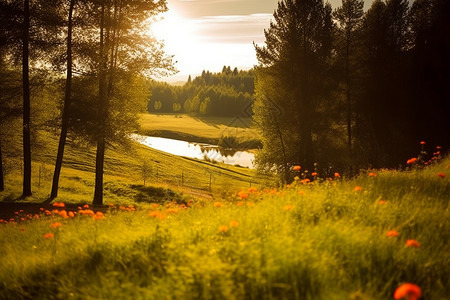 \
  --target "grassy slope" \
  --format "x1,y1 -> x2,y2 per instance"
0,158 -> 449,299
0,129 -> 271,205
138,113 -> 260,147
